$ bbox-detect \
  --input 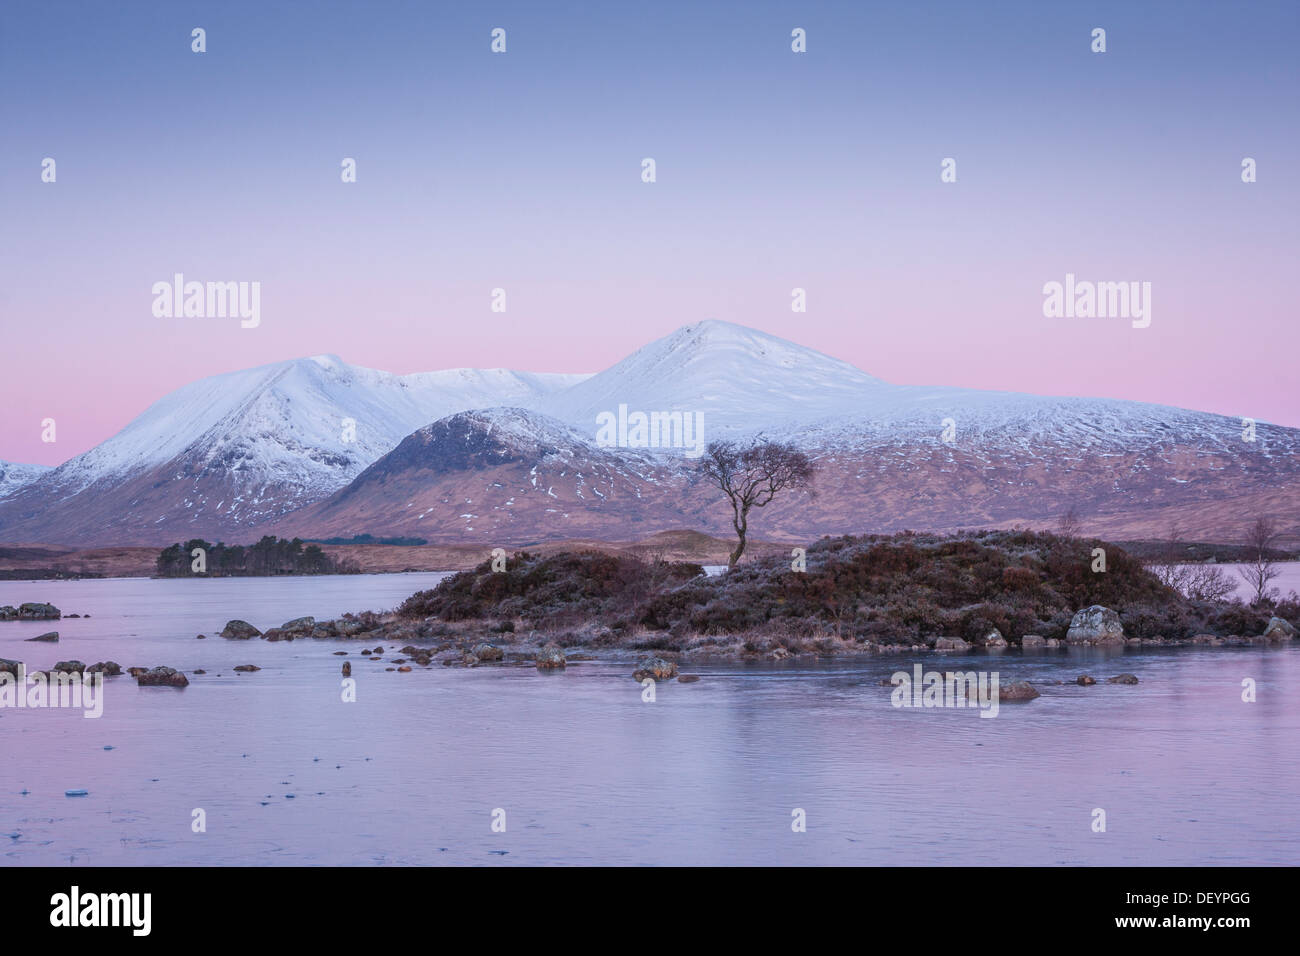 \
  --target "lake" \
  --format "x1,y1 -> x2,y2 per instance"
1,574 -> 1297,865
